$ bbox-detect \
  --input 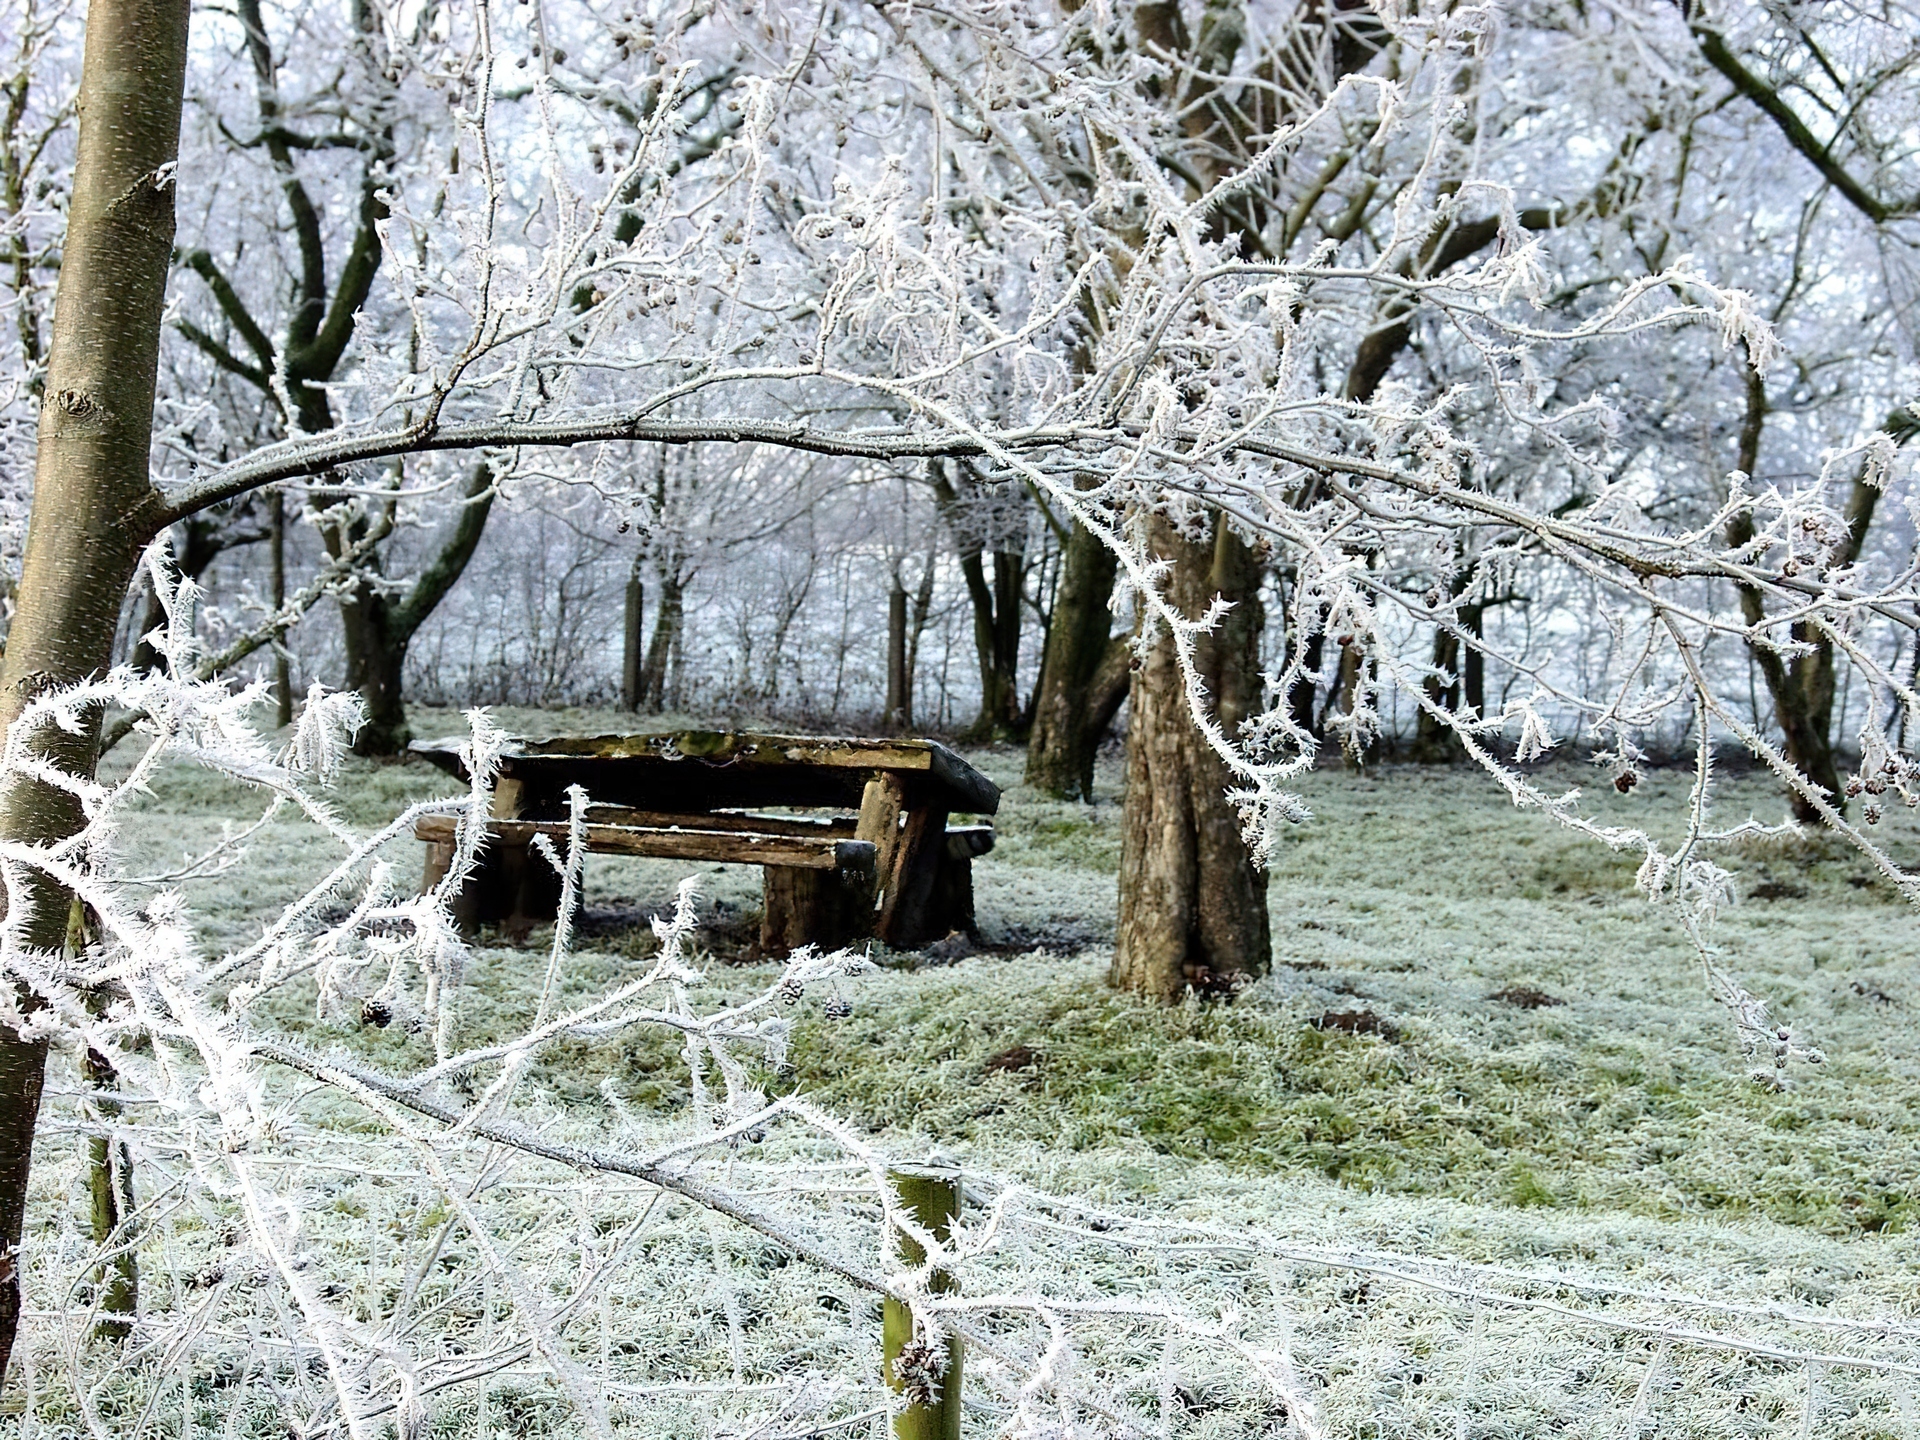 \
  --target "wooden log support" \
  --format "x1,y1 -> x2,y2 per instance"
882,1166 -> 963,1440
926,826 -> 995,941
760,866 -> 872,958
